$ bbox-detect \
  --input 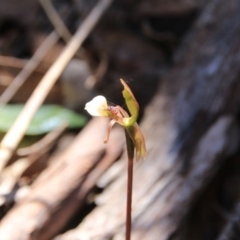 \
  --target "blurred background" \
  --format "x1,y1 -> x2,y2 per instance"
0,0 -> 239,239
